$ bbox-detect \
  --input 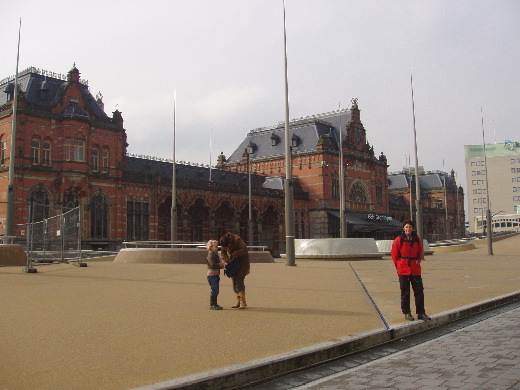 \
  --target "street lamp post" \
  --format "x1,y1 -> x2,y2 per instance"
481,107 -> 493,255
410,72 -> 423,239
171,90 -> 177,242
282,0 -> 295,266
6,19 -> 22,237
